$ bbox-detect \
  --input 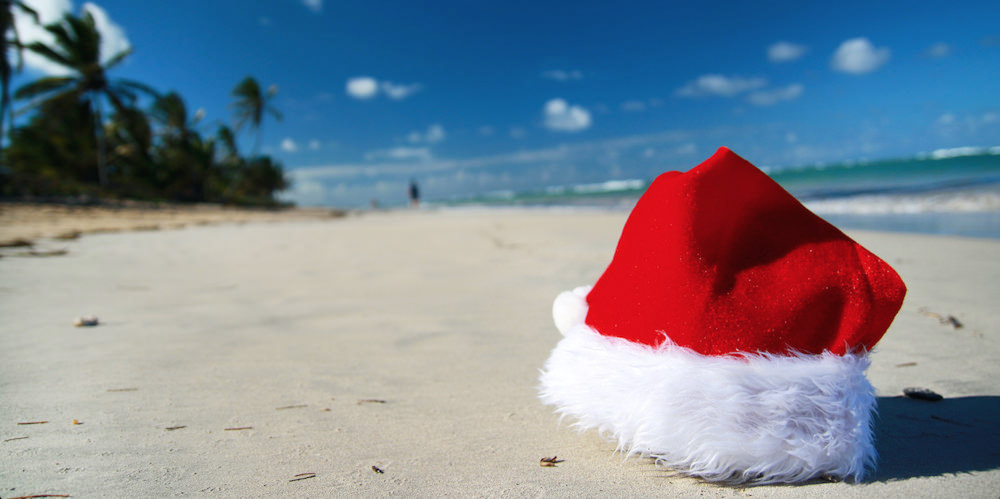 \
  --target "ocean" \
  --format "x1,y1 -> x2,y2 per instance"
439,147 -> 1000,239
